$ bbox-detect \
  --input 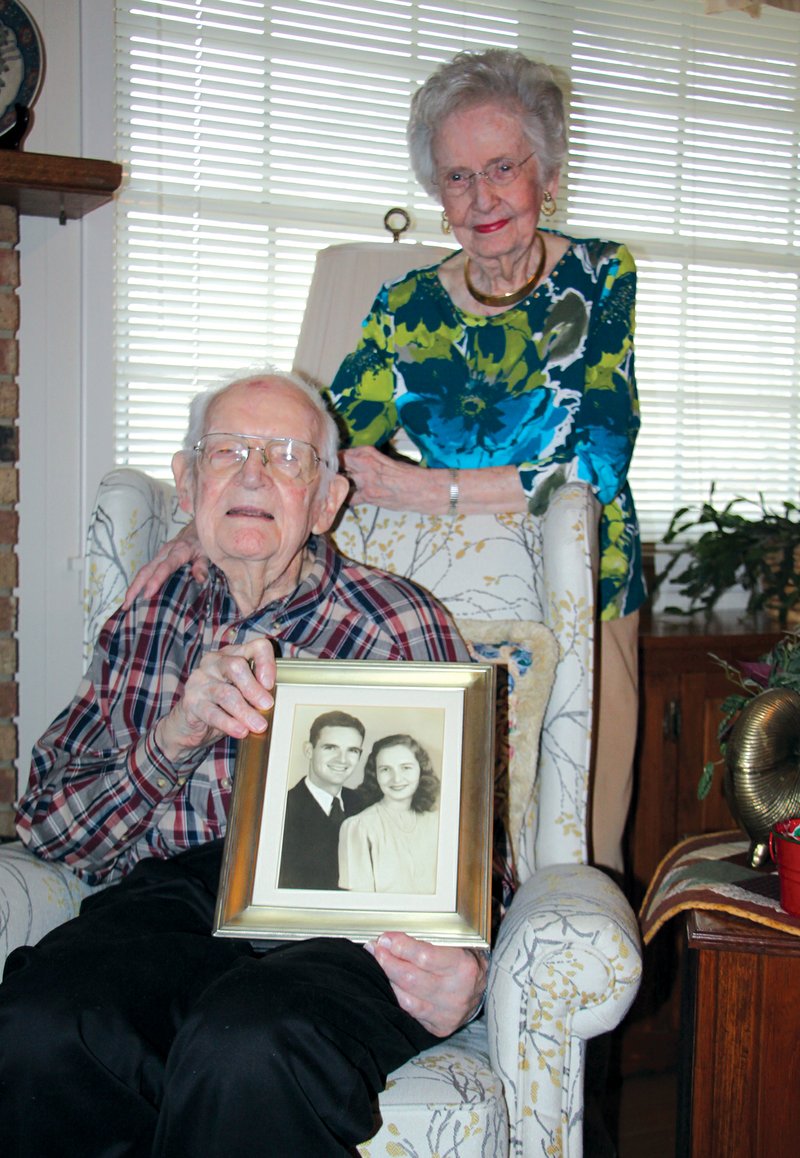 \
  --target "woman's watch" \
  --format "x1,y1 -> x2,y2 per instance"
448,468 -> 460,517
